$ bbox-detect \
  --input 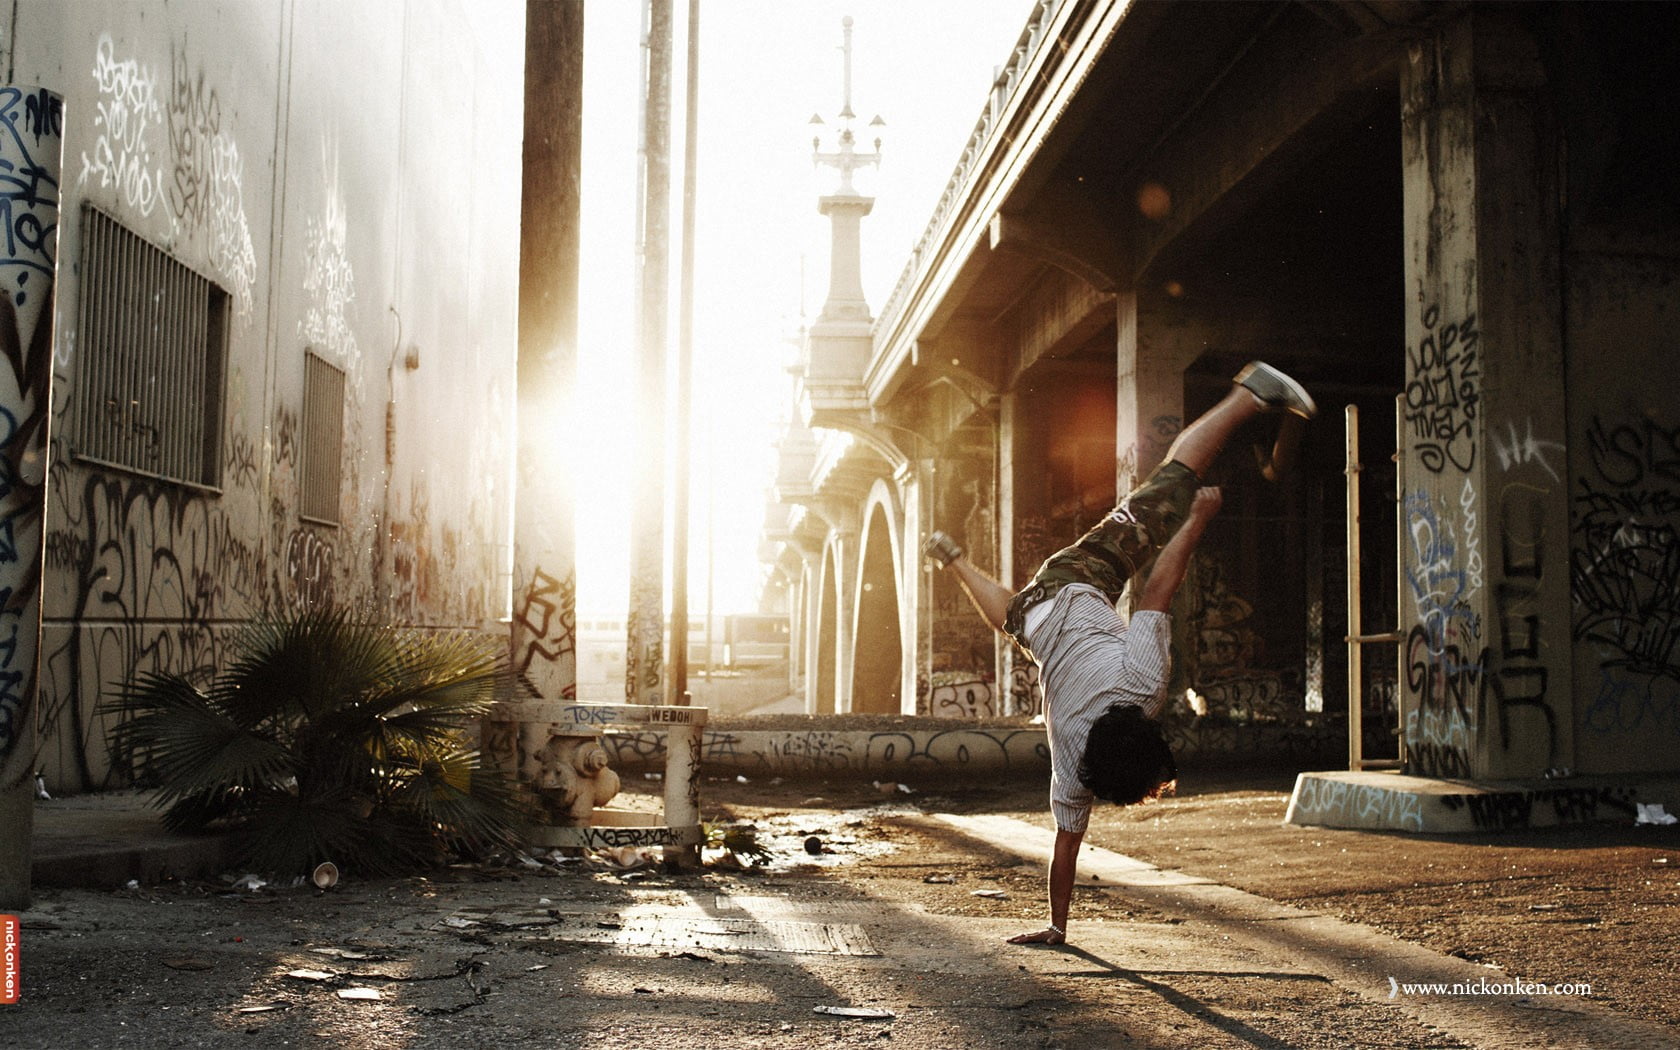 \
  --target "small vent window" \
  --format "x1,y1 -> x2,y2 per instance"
73,205 -> 228,489
300,350 -> 344,525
